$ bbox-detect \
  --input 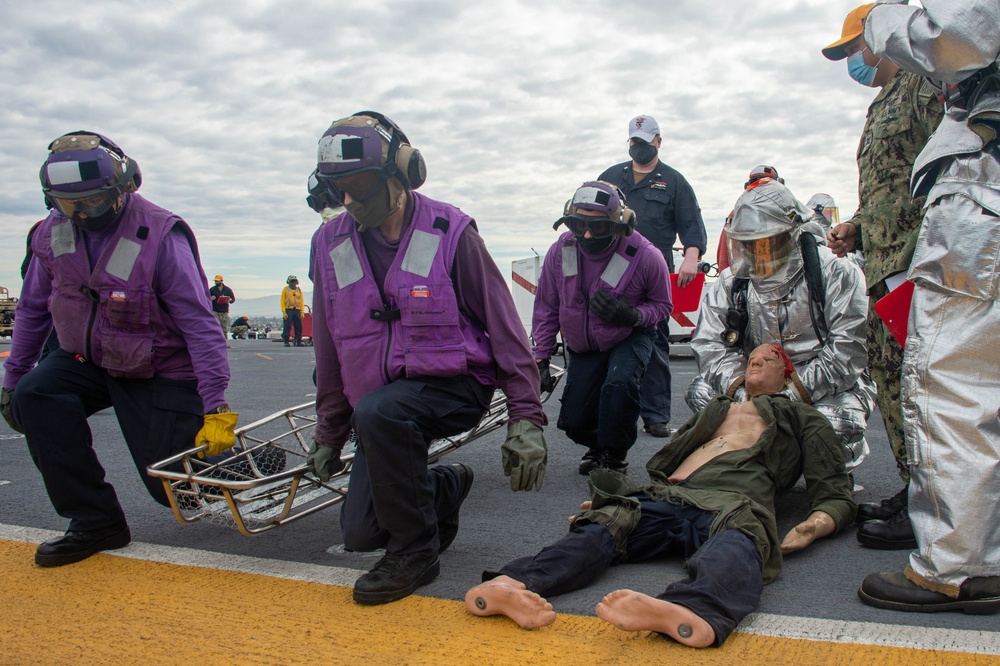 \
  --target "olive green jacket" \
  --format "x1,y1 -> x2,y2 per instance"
575,394 -> 856,583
